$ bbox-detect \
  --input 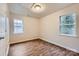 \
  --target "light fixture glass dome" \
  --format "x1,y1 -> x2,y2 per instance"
31,3 -> 46,13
